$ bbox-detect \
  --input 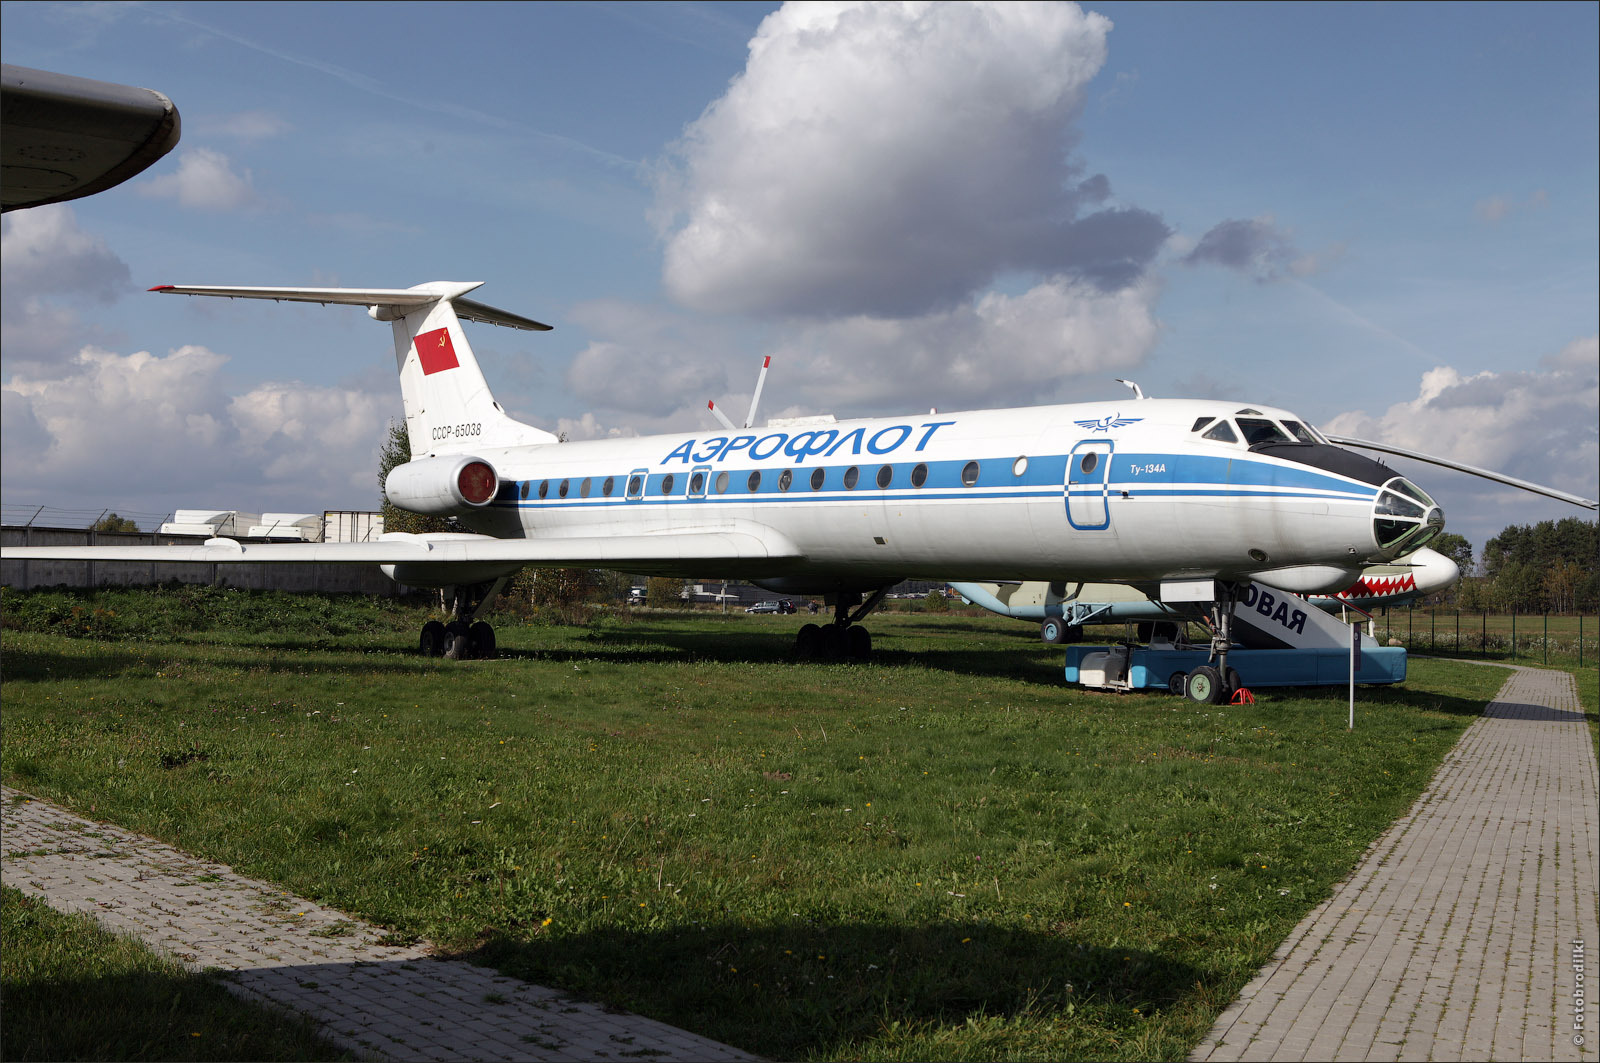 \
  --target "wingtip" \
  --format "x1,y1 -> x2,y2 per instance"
148,284 -> 174,291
